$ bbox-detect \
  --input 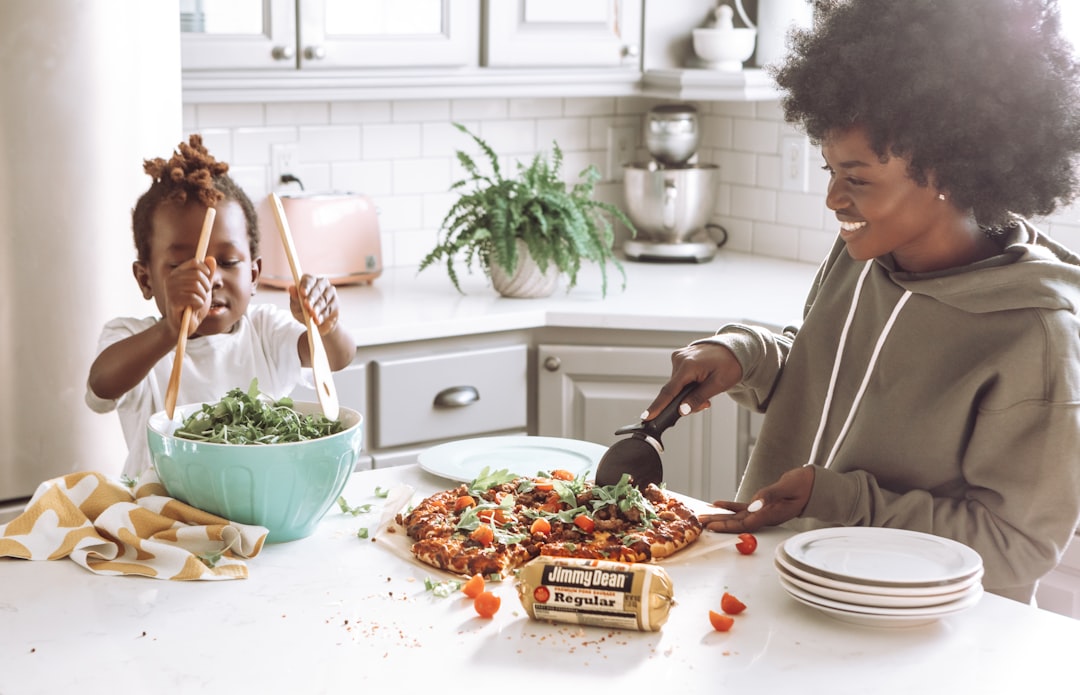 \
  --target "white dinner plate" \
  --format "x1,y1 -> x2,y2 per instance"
778,574 -> 984,628
774,558 -> 981,609
774,547 -> 984,598
417,435 -> 608,483
781,527 -> 983,588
